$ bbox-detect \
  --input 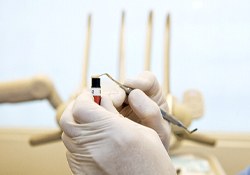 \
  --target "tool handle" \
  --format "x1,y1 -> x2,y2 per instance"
29,130 -> 62,146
